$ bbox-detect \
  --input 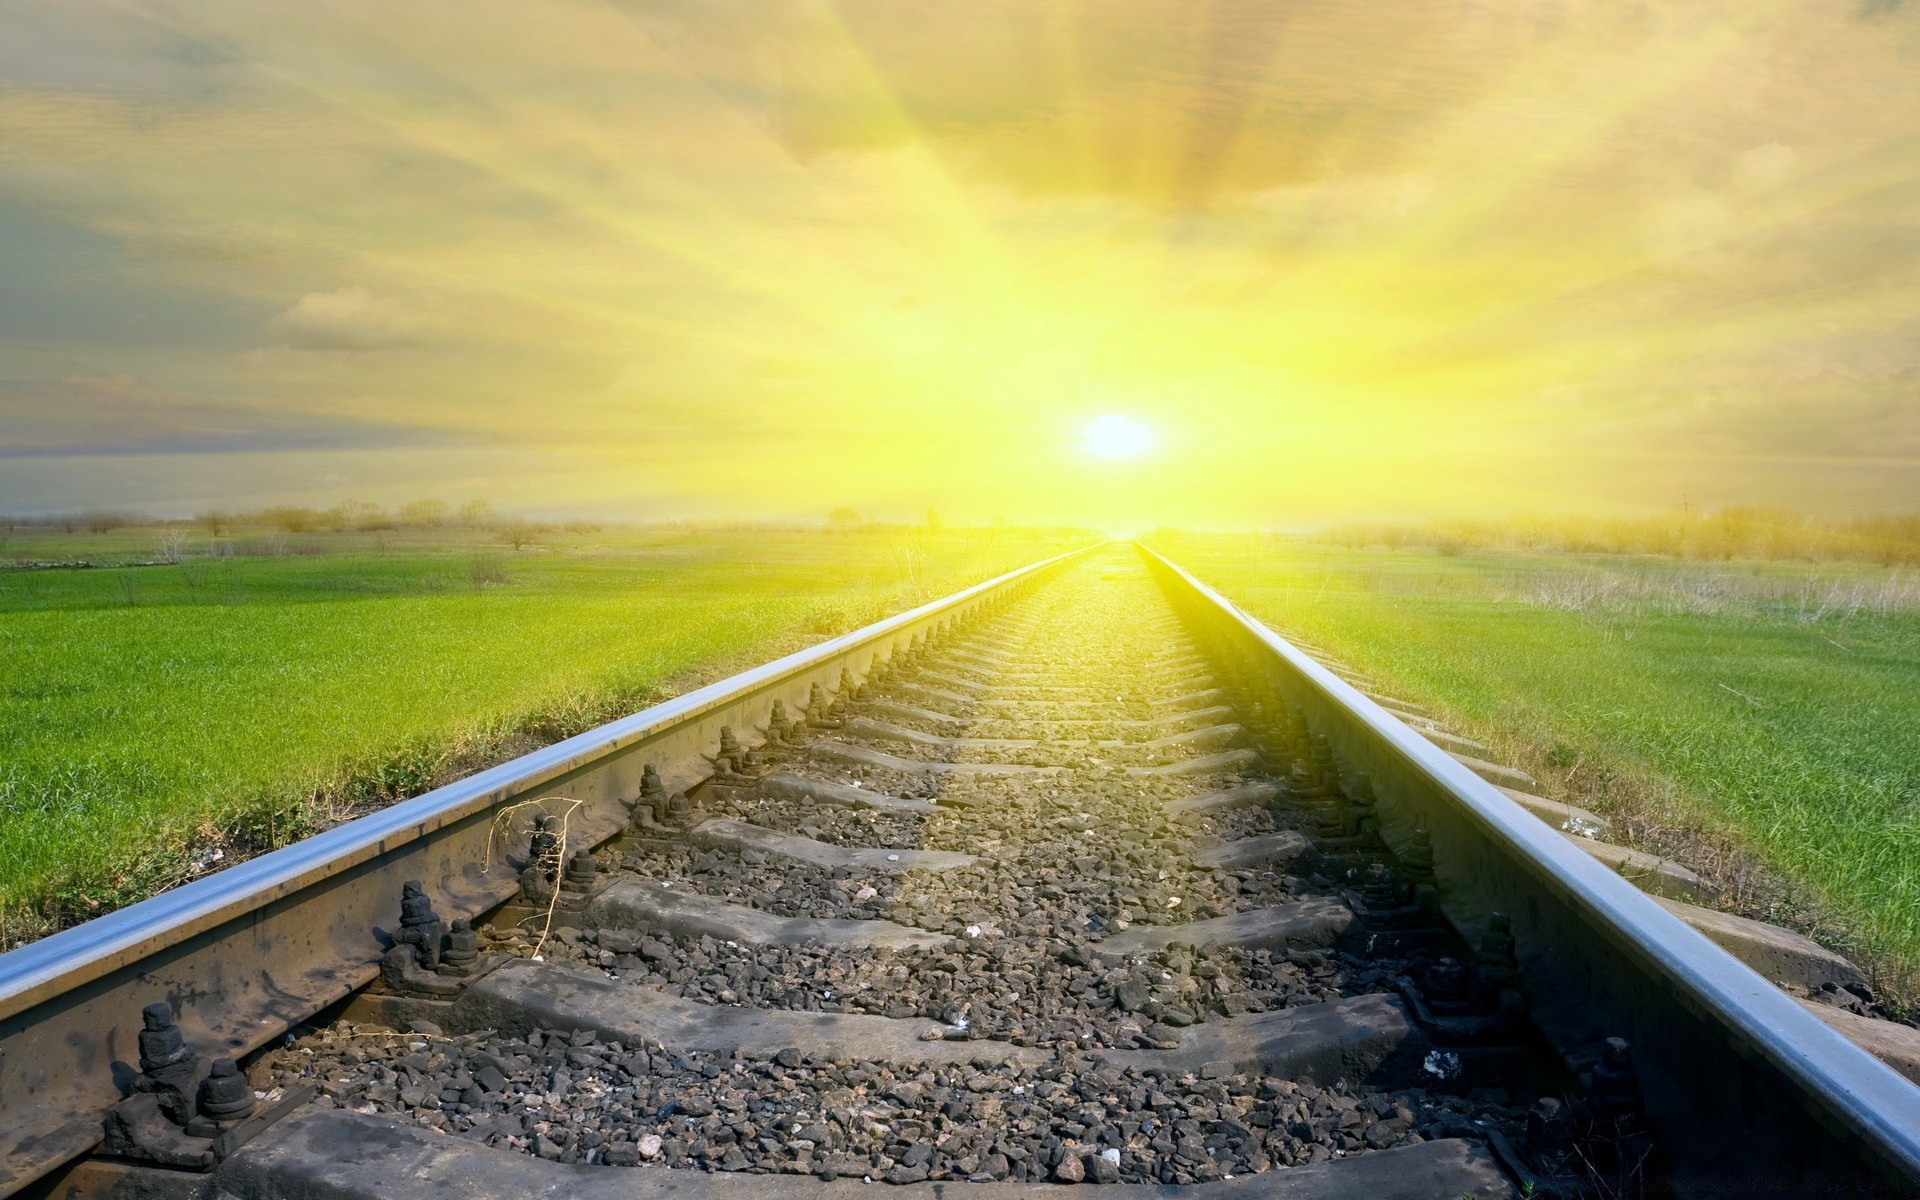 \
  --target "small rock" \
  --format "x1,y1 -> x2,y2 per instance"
889,1082 -> 926,1106
599,930 -> 638,955
637,1133 -> 664,1160
1159,1005 -> 1199,1028
1087,1150 -> 1121,1183
1054,1152 -> 1086,1183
